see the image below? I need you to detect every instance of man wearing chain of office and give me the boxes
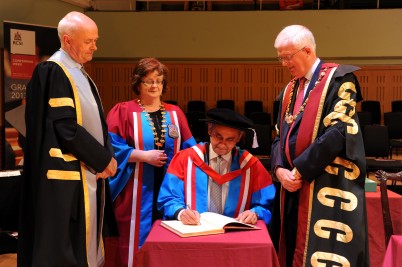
[270,25,369,267]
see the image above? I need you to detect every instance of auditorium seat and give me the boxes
[216,99,235,110]
[361,100,381,124]
[164,100,178,105]
[384,112,402,157]
[187,100,206,112]
[0,171,21,255]
[244,100,263,118]
[272,100,280,125]
[244,124,272,157]
[249,111,271,126]
[391,100,402,112]
[363,124,402,174]
[185,111,208,142]
[357,111,373,135]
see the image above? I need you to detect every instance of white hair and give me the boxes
[274,25,316,53]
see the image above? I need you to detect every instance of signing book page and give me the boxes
[161,212,260,237]
[200,212,259,230]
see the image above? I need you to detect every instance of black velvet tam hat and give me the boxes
[203,108,254,130]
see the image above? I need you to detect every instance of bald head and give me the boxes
[58,11,96,40]
[58,11,99,64]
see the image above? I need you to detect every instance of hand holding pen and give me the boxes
[180,204,201,225]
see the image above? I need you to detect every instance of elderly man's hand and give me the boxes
[180,207,201,225]
[275,167,302,192]
[236,210,258,225]
[96,157,117,179]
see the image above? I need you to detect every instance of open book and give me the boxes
[160,212,260,237]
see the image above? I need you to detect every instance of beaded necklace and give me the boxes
[284,67,328,125]
[137,99,167,149]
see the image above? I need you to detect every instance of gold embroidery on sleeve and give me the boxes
[49,148,77,162]
[47,170,81,180]
[48,97,75,108]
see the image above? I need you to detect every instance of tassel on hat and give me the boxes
[250,128,259,148]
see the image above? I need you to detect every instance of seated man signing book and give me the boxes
[158,108,276,225]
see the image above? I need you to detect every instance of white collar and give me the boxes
[304,58,320,81]
[58,48,82,70]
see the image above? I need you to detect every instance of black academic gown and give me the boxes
[271,63,369,267]
[18,61,118,267]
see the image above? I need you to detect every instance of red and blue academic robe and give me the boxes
[158,143,276,225]
[271,62,369,266]
[105,100,196,266]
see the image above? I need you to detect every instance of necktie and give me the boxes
[293,77,307,114]
[284,77,307,166]
[210,156,223,214]
[81,66,89,78]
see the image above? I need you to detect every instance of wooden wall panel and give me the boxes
[88,62,402,124]
[354,66,402,122]
[389,72,402,107]
[354,69,370,113]
[166,65,180,103]
[226,65,240,105]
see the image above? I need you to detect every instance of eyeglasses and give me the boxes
[277,47,306,63]
[142,80,164,87]
[210,131,239,145]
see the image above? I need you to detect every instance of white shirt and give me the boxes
[177,144,232,220]
[302,58,320,97]
[208,144,231,212]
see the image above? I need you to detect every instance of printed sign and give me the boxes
[2,21,59,169]
[10,29,36,55]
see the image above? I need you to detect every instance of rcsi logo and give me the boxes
[13,31,23,46]
[10,29,35,55]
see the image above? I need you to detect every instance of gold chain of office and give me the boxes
[137,99,167,149]
[284,67,328,125]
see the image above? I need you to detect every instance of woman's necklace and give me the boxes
[284,67,328,125]
[137,99,167,149]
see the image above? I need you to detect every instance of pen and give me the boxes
[186,204,201,225]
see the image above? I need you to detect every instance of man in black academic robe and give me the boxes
[271,25,369,267]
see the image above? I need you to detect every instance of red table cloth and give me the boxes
[366,187,402,267]
[135,220,279,267]
[382,235,402,267]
